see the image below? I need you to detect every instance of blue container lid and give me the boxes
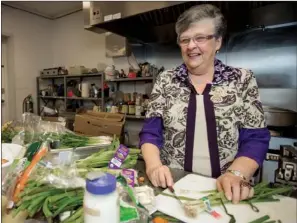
[86,172,117,195]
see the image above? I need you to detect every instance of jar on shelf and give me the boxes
[121,100,128,114]
[128,101,135,115]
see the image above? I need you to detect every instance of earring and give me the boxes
[216,50,219,54]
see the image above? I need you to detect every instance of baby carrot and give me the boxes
[153,216,169,223]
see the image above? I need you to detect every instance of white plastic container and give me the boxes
[84,172,120,223]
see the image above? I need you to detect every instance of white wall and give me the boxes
[1,5,54,120]
[51,11,112,68]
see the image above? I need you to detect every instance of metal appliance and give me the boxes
[263,106,297,127]
[84,2,297,44]
[23,95,34,113]
[275,145,297,187]
[262,137,297,185]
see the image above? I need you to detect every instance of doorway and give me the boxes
[1,37,9,124]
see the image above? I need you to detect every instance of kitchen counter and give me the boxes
[134,159,297,198]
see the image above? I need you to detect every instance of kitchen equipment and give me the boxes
[40,67,68,76]
[90,84,99,98]
[104,65,116,81]
[275,145,297,187]
[40,67,59,76]
[168,186,184,207]
[22,95,34,113]
[155,174,297,223]
[68,66,88,75]
[263,106,297,127]
[79,81,90,98]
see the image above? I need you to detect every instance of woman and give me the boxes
[139,4,270,204]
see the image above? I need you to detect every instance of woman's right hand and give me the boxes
[146,165,174,188]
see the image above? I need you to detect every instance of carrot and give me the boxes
[2,159,9,164]
[13,143,48,202]
[153,216,169,223]
[138,177,145,184]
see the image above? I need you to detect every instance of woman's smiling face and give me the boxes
[178,18,222,72]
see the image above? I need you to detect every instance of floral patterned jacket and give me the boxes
[139,59,270,177]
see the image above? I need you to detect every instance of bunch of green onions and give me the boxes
[161,182,293,218]
[76,147,140,169]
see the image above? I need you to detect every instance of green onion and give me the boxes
[248,215,270,223]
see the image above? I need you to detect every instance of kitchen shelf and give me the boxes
[39,96,65,99]
[37,73,105,117]
[66,73,103,78]
[107,77,153,82]
[66,97,102,100]
[126,115,146,120]
[39,96,102,101]
[40,73,103,79]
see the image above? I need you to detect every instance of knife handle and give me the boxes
[168,186,174,193]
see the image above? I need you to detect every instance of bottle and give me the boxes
[84,172,120,223]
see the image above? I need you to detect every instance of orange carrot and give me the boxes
[138,176,145,184]
[13,144,48,202]
[153,217,169,223]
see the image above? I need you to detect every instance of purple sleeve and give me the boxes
[235,128,270,167]
[139,117,164,149]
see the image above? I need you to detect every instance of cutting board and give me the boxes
[155,174,297,223]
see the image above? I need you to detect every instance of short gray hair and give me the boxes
[175,4,227,39]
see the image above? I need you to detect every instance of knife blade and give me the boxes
[168,186,184,207]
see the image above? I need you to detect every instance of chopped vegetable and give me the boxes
[153,216,169,223]
[138,177,145,184]
[248,215,270,223]
[2,159,9,164]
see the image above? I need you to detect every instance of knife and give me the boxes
[168,186,184,207]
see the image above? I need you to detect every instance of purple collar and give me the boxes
[174,58,237,85]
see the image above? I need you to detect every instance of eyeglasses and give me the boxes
[178,34,216,46]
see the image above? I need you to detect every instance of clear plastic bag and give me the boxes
[1,158,28,208]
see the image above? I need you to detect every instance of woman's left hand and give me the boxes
[216,172,254,204]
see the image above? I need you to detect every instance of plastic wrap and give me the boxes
[31,149,85,189]
[2,113,112,149]
[1,158,27,208]
[117,176,152,223]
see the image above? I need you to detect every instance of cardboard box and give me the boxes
[74,111,125,137]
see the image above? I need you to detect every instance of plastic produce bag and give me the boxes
[30,148,85,189]
[117,176,152,223]
[2,158,28,208]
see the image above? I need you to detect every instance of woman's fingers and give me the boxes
[221,178,232,201]
[148,165,173,188]
[248,187,255,198]
[216,180,223,192]
[158,168,167,188]
[240,185,250,200]
[231,181,241,204]
[164,167,174,187]
[217,173,253,203]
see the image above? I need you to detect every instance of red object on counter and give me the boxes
[127,72,137,78]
